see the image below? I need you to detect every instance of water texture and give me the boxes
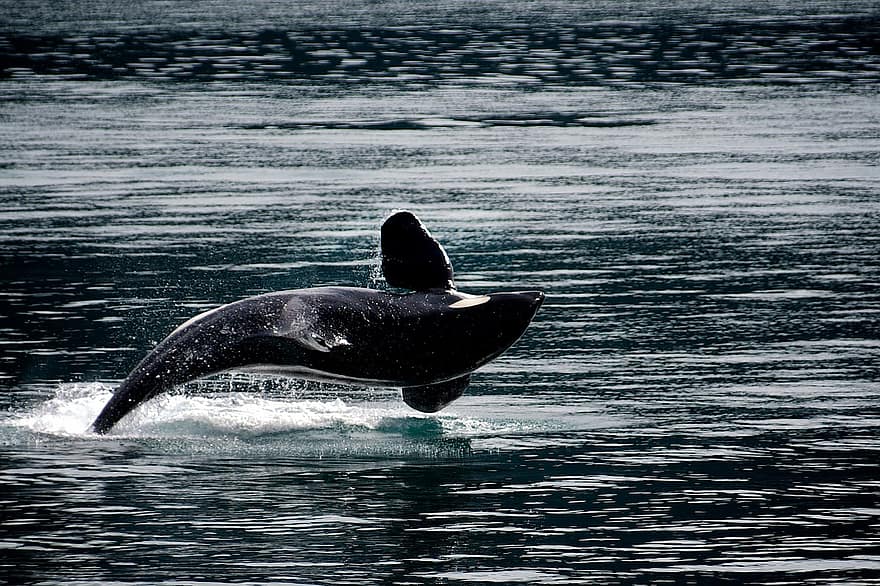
[3,17,879,86]
[2,1,880,584]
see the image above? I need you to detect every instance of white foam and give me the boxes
[119,393,402,438]
[4,380,554,453]
[6,382,416,439]
[9,382,114,438]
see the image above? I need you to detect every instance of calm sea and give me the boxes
[2,1,880,584]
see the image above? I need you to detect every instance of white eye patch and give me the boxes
[449,296,490,309]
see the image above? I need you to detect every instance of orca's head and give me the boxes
[444,290,544,366]
[487,290,544,343]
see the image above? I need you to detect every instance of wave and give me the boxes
[2,16,878,86]
[241,112,657,131]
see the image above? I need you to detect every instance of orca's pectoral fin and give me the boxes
[402,374,470,413]
[381,210,455,292]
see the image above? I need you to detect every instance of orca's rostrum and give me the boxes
[90,211,543,434]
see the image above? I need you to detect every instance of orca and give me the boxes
[90,211,543,434]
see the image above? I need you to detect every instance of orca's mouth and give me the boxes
[514,290,545,317]
[530,291,545,309]
[527,291,545,320]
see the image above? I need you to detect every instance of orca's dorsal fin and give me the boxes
[402,374,470,413]
[381,211,455,291]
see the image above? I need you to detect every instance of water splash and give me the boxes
[6,382,113,438]
[1,380,554,457]
[3,382,395,438]
[120,393,399,438]
[368,238,385,289]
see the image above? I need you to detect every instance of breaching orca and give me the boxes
[90,211,543,434]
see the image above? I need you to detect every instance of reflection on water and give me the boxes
[3,17,880,85]
[2,1,880,584]
[2,408,879,584]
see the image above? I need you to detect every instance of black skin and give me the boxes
[91,287,543,434]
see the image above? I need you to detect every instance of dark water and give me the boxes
[2,1,880,584]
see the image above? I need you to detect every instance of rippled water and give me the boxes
[2,1,880,584]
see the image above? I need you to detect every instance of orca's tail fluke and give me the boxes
[90,387,130,434]
[90,374,166,434]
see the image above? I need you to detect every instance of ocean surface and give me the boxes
[2,1,880,584]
